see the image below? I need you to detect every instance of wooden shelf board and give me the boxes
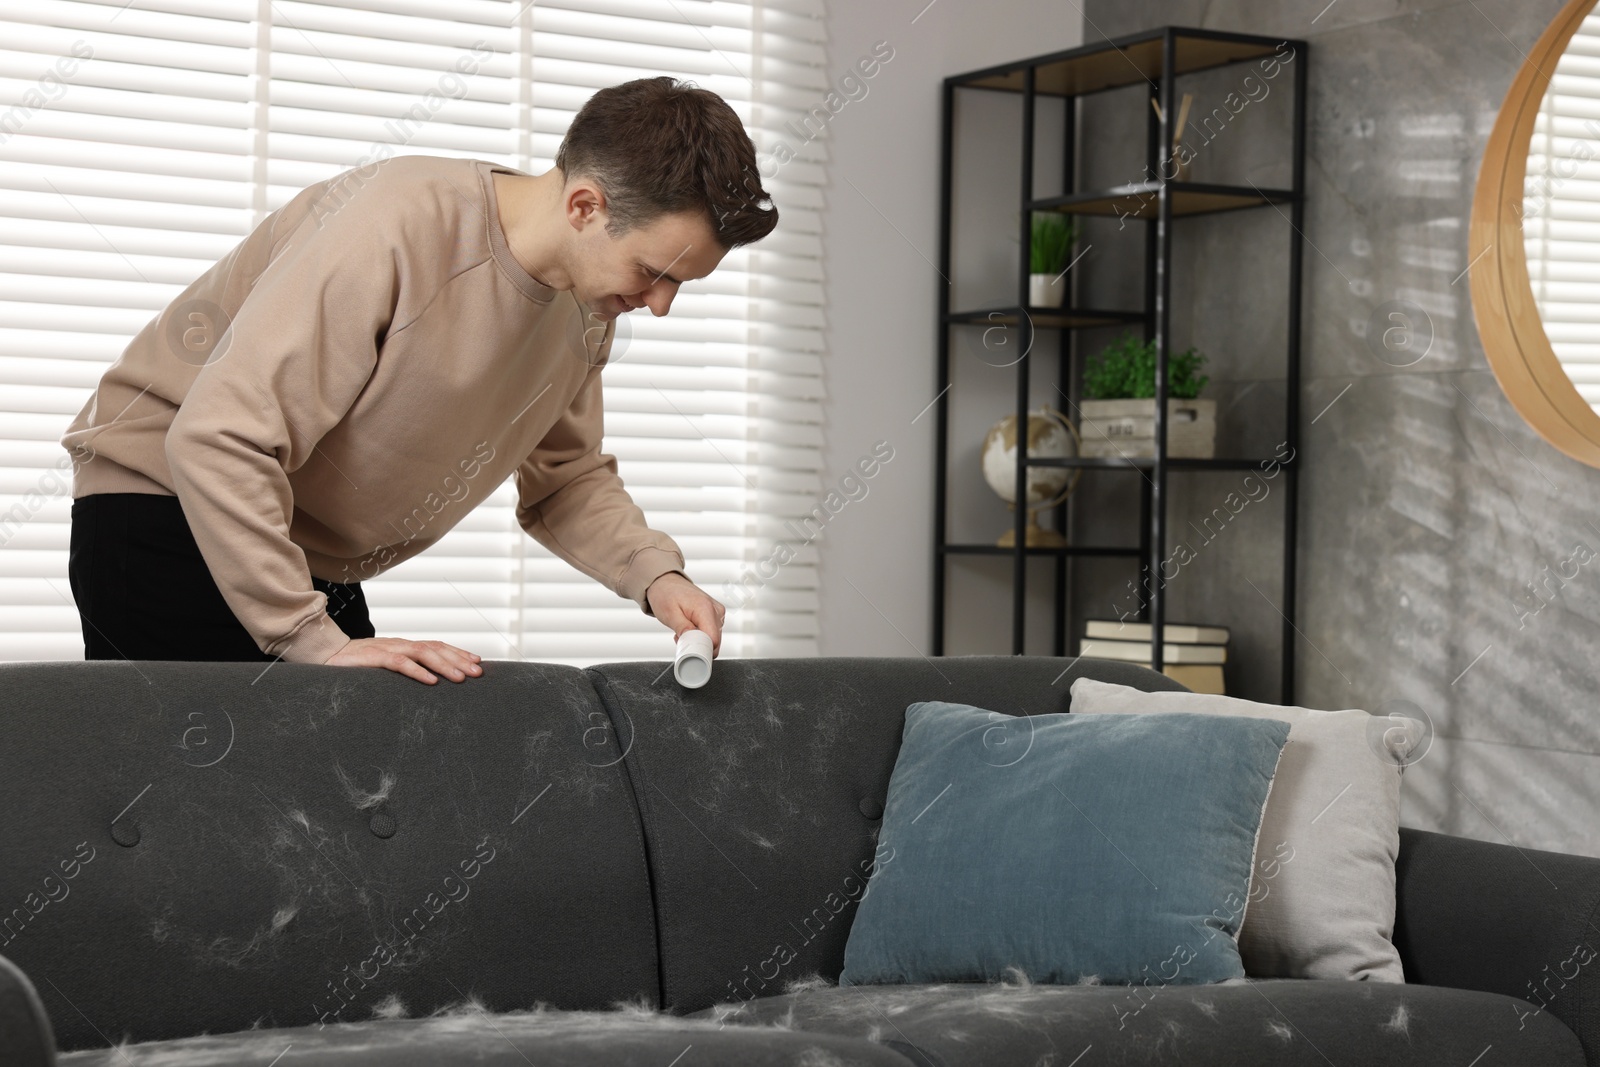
[1023,456,1297,470]
[954,35,1284,97]
[942,543,1144,556]
[1031,182,1295,220]
[948,306,1147,330]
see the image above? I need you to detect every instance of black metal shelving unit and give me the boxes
[931,27,1308,704]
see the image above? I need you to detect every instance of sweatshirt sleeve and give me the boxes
[164,175,399,664]
[514,362,687,618]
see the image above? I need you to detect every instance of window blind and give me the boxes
[0,0,828,665]
[1527,11,1600,413]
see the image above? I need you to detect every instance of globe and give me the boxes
[981,406,1080,547]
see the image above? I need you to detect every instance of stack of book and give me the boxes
[1076,619,1229,695]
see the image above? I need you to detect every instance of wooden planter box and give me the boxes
[1076,398,1216,459]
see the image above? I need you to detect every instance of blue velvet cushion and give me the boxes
[839,702,1291,986]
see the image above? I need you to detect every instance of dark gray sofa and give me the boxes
[0,655,1593,1066]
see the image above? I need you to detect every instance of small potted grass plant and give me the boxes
[1078,331,1216,458]
[1029,213,1078,308]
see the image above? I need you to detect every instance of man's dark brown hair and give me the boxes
[556,76,778,250]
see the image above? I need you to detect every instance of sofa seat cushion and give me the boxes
[53,1008,915,1067]
[689,977,1585,1066]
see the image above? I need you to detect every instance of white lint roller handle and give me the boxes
[674,629,713,689]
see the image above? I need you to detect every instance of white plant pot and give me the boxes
[1029,272,1065,308]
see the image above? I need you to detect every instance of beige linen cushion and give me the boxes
[1069,677,1420,982]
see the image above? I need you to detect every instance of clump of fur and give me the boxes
[332,762,396,810]
[370,993,408,1020]
[783,973,835,995]
[998,966,1032,989]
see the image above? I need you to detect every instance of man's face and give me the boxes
[567,190,728,321]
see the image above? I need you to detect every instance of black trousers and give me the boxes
[68,492,375,662]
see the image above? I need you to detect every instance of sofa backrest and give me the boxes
[0,659,659,1052]
[584,655,1186,1015]
[1,654,1189,1051]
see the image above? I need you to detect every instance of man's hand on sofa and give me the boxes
[326,637,484,685]
[646,572,725,656]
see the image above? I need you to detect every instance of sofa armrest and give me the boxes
[0,952,55,1066]
[1396,826,1600,1064]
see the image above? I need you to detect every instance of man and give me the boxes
[59,76,777,684]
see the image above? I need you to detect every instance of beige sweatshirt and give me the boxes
[60,154,688,664]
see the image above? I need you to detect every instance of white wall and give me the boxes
[815,1,1084,657]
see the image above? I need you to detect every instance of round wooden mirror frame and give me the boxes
[1470,0,1600,467]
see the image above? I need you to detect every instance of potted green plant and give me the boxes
[1078,331,1216,458]
[1029,213,1079,308]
